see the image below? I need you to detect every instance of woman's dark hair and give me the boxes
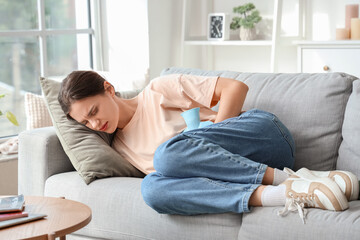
[58,71,109,120]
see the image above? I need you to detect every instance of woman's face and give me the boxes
[69,83,119,133]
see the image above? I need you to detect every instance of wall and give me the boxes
[147,0,360,78]
[102,0,150,90]
[148,0,183,79]
[307,0,360,40]
[148,0,300,76]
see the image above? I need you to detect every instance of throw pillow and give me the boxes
[24,93,53,130]
[39,77,145,184]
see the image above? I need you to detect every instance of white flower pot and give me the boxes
[239,27,256,41]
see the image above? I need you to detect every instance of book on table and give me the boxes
[0,195,25,213]
[0,195,47,229]
[0,214,47,229]
[0,211,28,222]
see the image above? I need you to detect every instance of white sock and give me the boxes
[261,184,286,207]
[273,168,290,185]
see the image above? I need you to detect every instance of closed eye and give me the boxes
[91,108,98,116]
[81,106,98,126]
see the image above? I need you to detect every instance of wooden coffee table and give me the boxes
[0,196,92,240]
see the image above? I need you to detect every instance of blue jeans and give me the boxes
[141,109,295,215]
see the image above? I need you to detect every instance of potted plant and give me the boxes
[0,94,19,126]
[230,3,262,40]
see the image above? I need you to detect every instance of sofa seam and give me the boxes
[80,226,155,240]
[334,79,354,170]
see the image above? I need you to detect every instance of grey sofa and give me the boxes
[19,67,360,240]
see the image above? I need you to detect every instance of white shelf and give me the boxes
[293,40,360,46]
[180,0,284,72]
[184,40,273,46]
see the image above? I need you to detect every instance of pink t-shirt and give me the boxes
[111,74,219,174]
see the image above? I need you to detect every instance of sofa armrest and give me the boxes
[18,127,75,196]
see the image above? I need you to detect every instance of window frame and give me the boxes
[0,0,101,140]
[0,0,95,78]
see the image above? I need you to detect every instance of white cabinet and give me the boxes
[295,41,360,78]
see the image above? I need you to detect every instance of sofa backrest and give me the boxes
[337,80,360,178]
[161,67,357,172]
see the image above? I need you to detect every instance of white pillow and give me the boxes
[24,93,53,130]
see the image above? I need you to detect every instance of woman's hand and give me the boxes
[212,77,249,123]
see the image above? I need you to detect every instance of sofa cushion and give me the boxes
[40,77,144,184]
[45,172,242,240]
[337,80,360,178]
[238,202,360,239]
[24,92,53,130]
[161,68,356,171]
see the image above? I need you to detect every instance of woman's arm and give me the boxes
[212,77,249,123]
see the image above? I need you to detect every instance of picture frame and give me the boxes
[207,13,230,41]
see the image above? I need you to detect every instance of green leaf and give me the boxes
[231,3,261,30]
[6,111,19,126]
[230,17,242,30]
[0,94,5,99]
[244,3,255,12]
[0,110,2,116]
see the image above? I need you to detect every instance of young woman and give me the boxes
[58,71,356,223]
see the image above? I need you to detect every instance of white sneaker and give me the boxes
[284,167,359,201]
[278,172,349,224]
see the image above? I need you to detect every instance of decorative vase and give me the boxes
[239,27,256,40]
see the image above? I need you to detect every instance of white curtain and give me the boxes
[96,0,150,90]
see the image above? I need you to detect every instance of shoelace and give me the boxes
[277,192,316,224]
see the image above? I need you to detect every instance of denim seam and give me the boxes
[201,177,259,191]
[242,192,250,212]
[184,136,264,187]
[185,137,255,168]
[185,137,267,184]
[255,164,267,184]
[241,192,249,212]
[271,117,295,157]
[255,166,262,184]
[242,185,260,212]
[201,177,258,213]
[201,177,238,190]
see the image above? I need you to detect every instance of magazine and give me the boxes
[0,214,47,229]
[0,195,25,213]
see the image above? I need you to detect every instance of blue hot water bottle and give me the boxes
[181,107,213,132]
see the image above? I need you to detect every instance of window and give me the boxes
[0,0,94,137]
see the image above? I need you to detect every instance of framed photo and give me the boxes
[208,13,230,41]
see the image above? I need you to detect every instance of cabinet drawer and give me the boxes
[302,48,360,77]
